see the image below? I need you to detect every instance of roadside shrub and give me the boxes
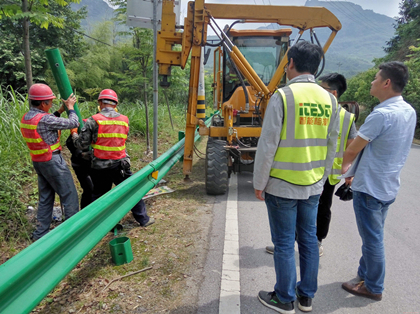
[0,86,34,241]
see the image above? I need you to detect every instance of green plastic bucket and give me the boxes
[109,237,133,266]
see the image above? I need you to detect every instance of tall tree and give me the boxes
[115,29,153,152]
[385,0,420,60]
[0,3,86,91]
[65,21,121,99]
[0,0,82,91]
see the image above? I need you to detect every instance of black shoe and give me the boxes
[258,291,295,313]
[141,217,155,227]
[30,234,40,243]
[296,293,312,312]
[266,245,274,254]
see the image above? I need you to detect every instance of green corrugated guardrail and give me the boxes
[0,116,214,314]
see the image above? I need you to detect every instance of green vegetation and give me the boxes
[0,0,214,245]
[0,0,86,92]
[341,0,420,137]
[0,87,34,242]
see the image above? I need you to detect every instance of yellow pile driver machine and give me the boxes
[157,0,341,195]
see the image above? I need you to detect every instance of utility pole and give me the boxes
[152,0,158,160]
[337,62,343,73]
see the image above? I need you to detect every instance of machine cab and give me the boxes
[213,28,292,114]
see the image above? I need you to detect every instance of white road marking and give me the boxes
[219,174,240,314]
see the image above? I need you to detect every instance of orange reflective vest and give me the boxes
[91,113,129,160]
[20,113,62,162]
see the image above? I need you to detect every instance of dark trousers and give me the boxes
[32,154,79,239]
[72,162,93,209]
[316,179,336,242]
[90,165,150,226]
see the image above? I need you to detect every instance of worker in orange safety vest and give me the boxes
[20,83,80,240]
[73,89,154,227]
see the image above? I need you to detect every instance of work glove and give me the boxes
[71,128,79,140]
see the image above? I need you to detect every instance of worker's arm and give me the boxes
[255,189,264,201]
[341,136,368,174]
[346,138,354,148]
[41,95,79,131]
[253,92,284,201]
[343,139,354,185]
[342,110,384,175]
[74,117,97,151]
[342,121,357,185]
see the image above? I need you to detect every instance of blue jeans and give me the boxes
[353,191,395,294]
[265,193,320,303]
[32,154,79,239]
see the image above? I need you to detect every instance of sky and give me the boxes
[178,0,402,35]
[180,0,401,18]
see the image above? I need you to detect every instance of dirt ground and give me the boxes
[22,138,215,314]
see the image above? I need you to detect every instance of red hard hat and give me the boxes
[98,89,118,104]
[28,84,56,101]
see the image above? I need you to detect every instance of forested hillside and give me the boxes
[70,0,114,28]
[341,0,420,137]
[249,0,396,77]
[305,0,395,76]
[68,0,395,78]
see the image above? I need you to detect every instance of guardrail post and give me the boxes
[45,48,84,132]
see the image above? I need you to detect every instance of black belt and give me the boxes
[52,150,61,155]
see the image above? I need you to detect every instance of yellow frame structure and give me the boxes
[157,0,341,177]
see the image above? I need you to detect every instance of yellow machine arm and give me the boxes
[156,0,341,178]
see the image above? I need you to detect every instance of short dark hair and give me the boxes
[378,61,409,93]
[319,73,347,98]
[100,99,117,106]
[287,41,324,75]
[30,100,42,107]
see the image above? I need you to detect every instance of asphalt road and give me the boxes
[197,144,420,314]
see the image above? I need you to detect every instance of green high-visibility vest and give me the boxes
[270,83,338,186]
[328,107,355,185]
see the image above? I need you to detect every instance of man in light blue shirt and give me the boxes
[341,61,416,301]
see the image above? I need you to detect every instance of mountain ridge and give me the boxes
[264,0,396,76]
[71,0,396,77]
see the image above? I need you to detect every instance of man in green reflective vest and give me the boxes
[254,41,340,313]
[265,73,356,259]
[316,73,356,256]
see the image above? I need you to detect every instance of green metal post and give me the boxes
[45,48,84,132]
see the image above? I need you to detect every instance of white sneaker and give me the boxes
[265,246,274,255]
[318,241,324,257]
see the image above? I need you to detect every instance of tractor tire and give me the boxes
[205,138,228,195]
